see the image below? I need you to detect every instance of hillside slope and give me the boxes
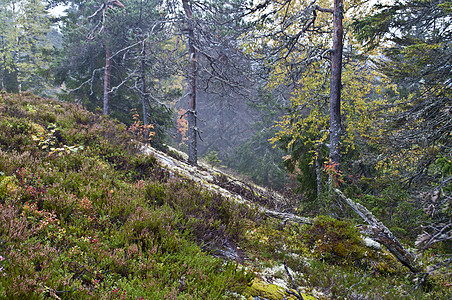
[0,93,450,299]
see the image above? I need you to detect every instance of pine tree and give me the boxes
[355,0,452,274]
[0,0,53,93]
[55,0,175,145]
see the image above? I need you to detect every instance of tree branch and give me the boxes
[314,5,334,13]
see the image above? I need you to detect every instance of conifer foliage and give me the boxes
[0,0,53,93]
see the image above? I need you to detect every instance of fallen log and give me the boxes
[262,209,313,225]
[142,144,421,273]
[334,189,421,273]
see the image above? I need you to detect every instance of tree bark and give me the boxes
[329,0,343,170]
[140,41,150,140]
[315,143,325,212]
[262,209,313,226]
[103,44,111,115]
[183,0,198,165]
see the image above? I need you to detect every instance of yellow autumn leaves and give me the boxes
[268,59,395,162]
[240,0,396,163]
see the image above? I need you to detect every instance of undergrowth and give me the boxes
[0,92,253,299]
[242,215,451,299]
[0,92,450,299]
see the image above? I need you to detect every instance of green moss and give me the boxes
[0,175,19,200]
[244,279,317,300]
[300,215,366,265]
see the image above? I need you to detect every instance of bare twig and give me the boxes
[284,261,304,300]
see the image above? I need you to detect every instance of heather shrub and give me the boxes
[148,178,257,251]
[300,215,365,265]
[145,181,167,206]
[0,93,254,299]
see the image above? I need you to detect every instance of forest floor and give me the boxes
[0,92,450,299]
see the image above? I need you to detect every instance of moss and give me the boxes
[301,215,366,265]
[0,175,19,200]
[244,278,317,300]
[30,122,46,135]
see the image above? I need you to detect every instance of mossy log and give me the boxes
[143,144,421,273]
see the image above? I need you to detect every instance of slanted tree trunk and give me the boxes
[263,209,313,226]
[182,0,198,165]
[334,189,421,273]
[329,0,343,171]
[103,44,111,115]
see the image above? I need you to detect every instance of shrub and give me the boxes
[0,93,254,299]
[301,215,365,265]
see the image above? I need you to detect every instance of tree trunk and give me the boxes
[263,209,313,226]
[316,143,323,203]
[219,100,224,144]
[183,0,198,165]
[141,42,150,140]
[329,0,343,170]
[103,44,111,116]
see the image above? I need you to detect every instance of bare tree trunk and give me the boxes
[140,42,150,140]
[103,44,111,115]
[316,143,323,202]
[219,100,224,144]
[183,0,198,165]
[329,0,343,170]
[263,209,313,226]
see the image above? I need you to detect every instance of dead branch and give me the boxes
[262,209,313,225]
[284,261,305,300]
[86,1,125,40]
[65,68,103,95]
[314,5,334,13]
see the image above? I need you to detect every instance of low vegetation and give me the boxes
[0,92,450,299]
[0,92,253,299]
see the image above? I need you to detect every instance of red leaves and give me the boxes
[323,160,344,186]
